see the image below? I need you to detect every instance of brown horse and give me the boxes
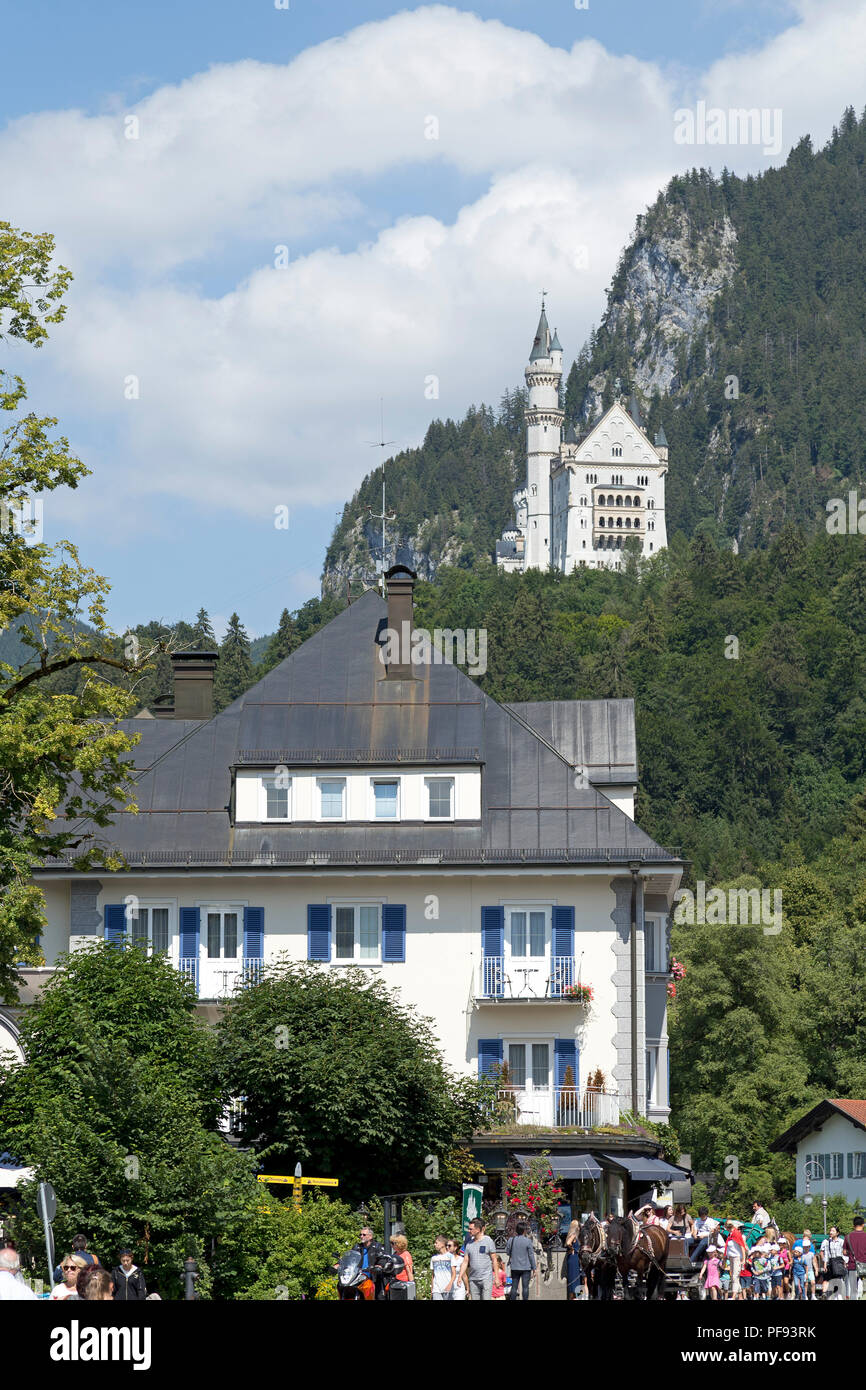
[607,1215,669,1300]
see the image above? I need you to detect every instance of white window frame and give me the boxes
[425,776,455,821]
[645,917,666,973]
[125,899,176,959]
[329,900,383,965]
[504,904,551,963]
[198,901,247,964]
[646,1046,660,1108]
[503,1038,552,1092]
[370,777,400,821]
[260,773,292,822]
[317,777,347,822]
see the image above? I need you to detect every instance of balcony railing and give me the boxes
[178,957,263,999]
[478,956,582,1000]
[495,1086,620,1129]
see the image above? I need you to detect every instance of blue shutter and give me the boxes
[481,907,504,997]
[381,904,406,963]
[478,1038,503,1080]
[103,904,125,947]
[554,1037,578,1090]
[243,906,264,960]
[307,904,331,961]
[552,906,575,995]
[179,906,200,959]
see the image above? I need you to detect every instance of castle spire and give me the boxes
[529,301,551,362]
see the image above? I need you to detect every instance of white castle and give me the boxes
[496,302,669,573]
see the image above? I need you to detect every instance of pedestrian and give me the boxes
[492,1265,507,1300]
[0,1247,38,1301]
[111,1249,147,1301]
[843,1215,866,1300]
[505,1221,536,1301]
[722,1220,747,1300]
[390,1234,414,1297]
[700,1246,721,1300]
[445,1238,467,1300]
[430,1235,455,1300]
[459,1218,501,1301]
[51,1254,88,1300]
[819,1226,847,1301]
[747,1238,771,1300]
[78,1267,114,1301]
[791,1246,807,1300]
[801,1231,817,1299]
[53,1232,98,1286]
[564,1218,583,1301]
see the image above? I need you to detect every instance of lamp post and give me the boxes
[802,1157,828,1236]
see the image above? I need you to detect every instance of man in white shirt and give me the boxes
[0,1248,39,1300]
[752,1202,771,1230]
[688,1208,719,1265]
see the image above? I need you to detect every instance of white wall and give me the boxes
[795,1112,866,1207]
[37,870,630,1085]
[235,767,480,822]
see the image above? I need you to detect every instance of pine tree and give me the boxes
[215,613,254,711]
[260,608,300,673]
[192,607,217,648]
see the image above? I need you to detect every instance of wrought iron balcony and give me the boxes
[477,955,584,1001]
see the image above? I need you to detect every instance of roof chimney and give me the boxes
[383,565,416,679]
[169,650,219,719]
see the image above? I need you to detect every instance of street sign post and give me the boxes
[256,1169,339,1213]
[36,1181,57,1285]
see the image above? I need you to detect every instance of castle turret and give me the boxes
[523,303,563,569]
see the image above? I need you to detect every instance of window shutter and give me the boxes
[243,906,264,960]
[554,1038,578,1091]
[103,904,126,947]
[477,1039,503,1080]
[381,904,406,963]
[179,907,200,959]
[307,904,331,961]
[481,906,504,956]
[552,906,574,957]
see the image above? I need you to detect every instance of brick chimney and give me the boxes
[169,650,219,719]
[384,564,416,679]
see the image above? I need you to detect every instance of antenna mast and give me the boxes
[364,398,396,597]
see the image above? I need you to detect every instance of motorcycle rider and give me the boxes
[339,1225,391,1300]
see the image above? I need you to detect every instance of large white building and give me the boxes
[497,304,669,574]
[4,568,687,1212]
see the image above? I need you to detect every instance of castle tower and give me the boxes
[523,303,564,570]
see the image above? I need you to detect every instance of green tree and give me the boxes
[0,222,166,1001]
[191,607,217,647]
[214,612,253,710]
[216,959,488,1204]
[260,607,299,672]
[0,943,258,1296]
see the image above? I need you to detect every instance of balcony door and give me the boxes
[505,1041,553,1126]
[201,906,242,997]
[505,907,549,997]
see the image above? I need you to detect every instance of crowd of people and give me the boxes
[0,1234,155,1302]
[343,1218,537,1300]
[619,1200,866,1301]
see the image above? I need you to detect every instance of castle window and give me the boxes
[616,537,622,548]
[625,517,631,528]
[616,517,622,528]
[612,444,622,457]
[599,517,605,528]
[624,496,632,506]
[616,496,622,506]
[648,499,654,509]
[634,519,640,529]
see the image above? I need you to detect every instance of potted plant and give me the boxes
[563,981,593,1005]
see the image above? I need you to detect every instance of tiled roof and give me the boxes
[830,1099,866,1126]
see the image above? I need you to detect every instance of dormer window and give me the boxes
[319,778,346,820]
[264,775,291,821]
[426,777,455,820]
[372,779,399,819]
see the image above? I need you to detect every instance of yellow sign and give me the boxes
[257,1175,339,1187]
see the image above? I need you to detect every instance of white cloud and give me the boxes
[3,1,865,529]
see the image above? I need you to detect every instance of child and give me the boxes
[492,1265,507,1300]
[700,1247,721,1300]
[791,1245,806,1300]
[748,1242,771,1300]
[430,1235,454,1301]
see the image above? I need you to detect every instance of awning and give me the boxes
[601,1153,690,1184]
[515,1153,602,1181]
[0,1153,34,1190]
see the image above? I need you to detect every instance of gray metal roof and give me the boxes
[47,591,676,871]
[505,700,638,785]
[528,307,551,362]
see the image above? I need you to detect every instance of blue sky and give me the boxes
[2,0,862,639]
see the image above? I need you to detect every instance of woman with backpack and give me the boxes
[819,1227,847,1300]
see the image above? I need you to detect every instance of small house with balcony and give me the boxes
[19,567,685,1208]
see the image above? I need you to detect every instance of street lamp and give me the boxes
[802,1158,828,1236]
